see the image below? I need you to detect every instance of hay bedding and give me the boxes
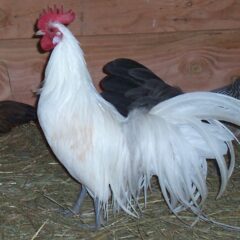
[0,123,240,240]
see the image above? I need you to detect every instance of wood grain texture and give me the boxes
[1,30,240,105]
[85,30,240,93]
[0,39,47,104]
[0,0,84,40]
[81,0,240,35]
[0,0,240,39]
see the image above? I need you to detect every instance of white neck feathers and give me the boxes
[41,23,96,101]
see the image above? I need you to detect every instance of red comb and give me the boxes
[37,5,75,30]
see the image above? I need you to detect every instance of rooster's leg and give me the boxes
[64,184,87,216]
[94,197,104,229]
[63,186,104,229]
[65,188,104,229]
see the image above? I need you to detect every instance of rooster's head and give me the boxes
[36,6,75,51]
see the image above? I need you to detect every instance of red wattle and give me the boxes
[40,35,55,51]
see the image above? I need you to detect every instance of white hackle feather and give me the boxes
[38,22,240,226]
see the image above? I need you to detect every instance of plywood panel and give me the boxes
[85,31,240,93]
[0,0,240,39]
[1,30,240,105]
[0,39,47,104]
[0,0,84,40]
[81,0,240,35]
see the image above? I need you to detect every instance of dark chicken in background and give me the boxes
[0,101,36,134]
[101,58,240,116]
[0,58,240,133]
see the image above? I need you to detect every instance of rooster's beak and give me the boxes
[35,30,45,36]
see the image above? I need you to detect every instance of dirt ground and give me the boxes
[1,123,240,240]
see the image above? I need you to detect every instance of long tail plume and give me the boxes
[125,92,240,219]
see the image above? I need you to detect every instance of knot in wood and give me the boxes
[186,57,212,77]
[189,62,203,74]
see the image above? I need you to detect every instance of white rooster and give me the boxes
[36,7,240,229]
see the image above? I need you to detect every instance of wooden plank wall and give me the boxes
[1,0,240,105]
